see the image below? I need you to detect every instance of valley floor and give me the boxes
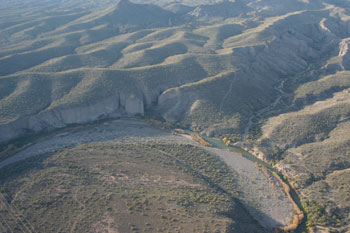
[0,117,294,231]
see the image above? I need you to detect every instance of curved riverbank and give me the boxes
[184,131,306,233]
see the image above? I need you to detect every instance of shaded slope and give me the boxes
[188,1,250,18]
[52,0,178,35]
[0,3,340,143]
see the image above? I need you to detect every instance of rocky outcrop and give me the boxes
[124,94,144,114]
[0,93,144,143]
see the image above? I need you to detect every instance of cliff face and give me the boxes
[0,93,144,143]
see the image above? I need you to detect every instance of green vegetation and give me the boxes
[302,200,327,227]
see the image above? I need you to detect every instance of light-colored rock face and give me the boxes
[125,94,144,114]
[58,94,121,124]
[0,121,29,143]
[0,93,144,143]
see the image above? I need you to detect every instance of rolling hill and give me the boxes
[1,0,350,232]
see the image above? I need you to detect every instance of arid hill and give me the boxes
[1,0,350,232]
